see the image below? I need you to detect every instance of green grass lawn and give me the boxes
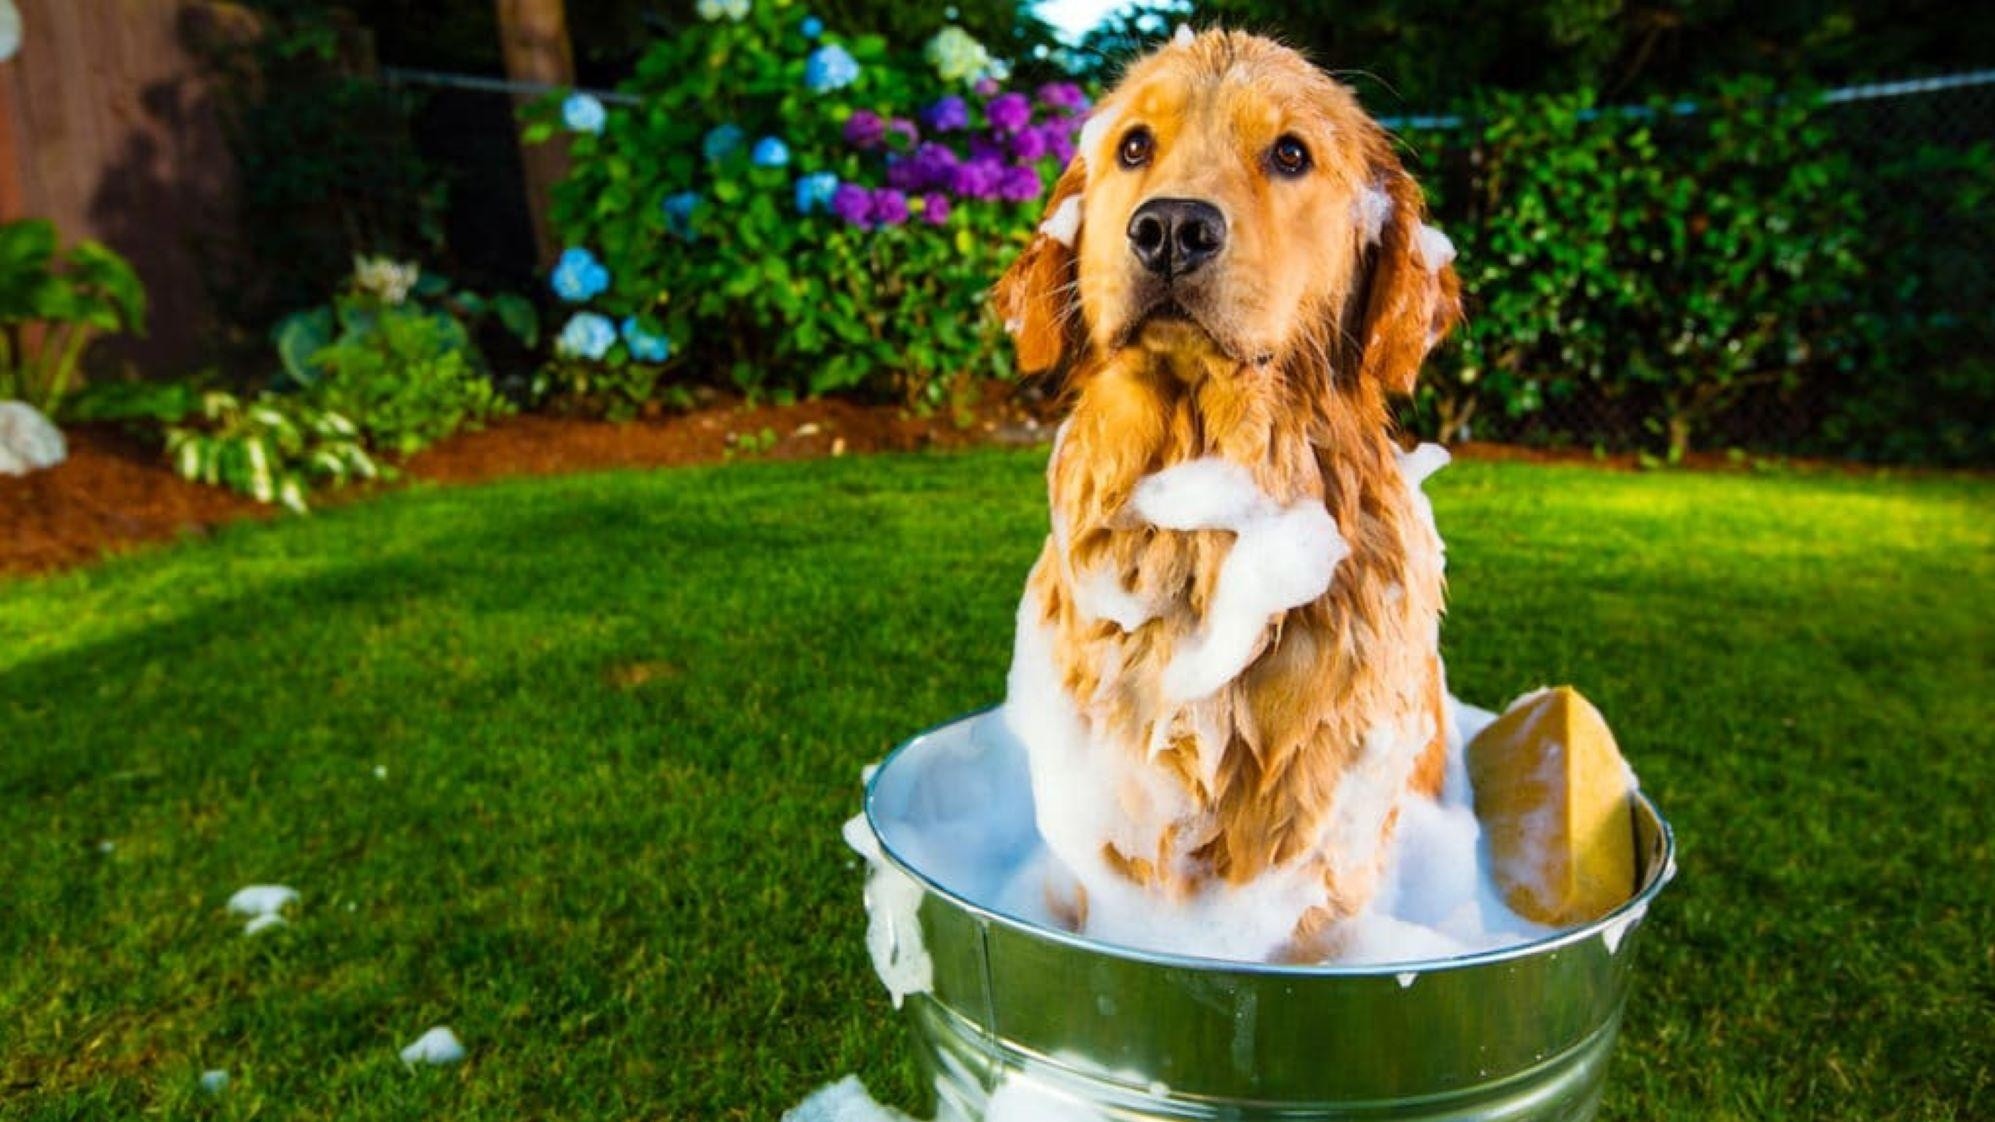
[1,450,1989,1121]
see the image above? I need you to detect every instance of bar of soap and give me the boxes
[1468,687,1637,926]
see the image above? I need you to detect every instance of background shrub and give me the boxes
[536,2,1082,409]
[1403,82,1873,460]
[275,262,528,456]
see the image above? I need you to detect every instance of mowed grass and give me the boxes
[1,450,1989,1121]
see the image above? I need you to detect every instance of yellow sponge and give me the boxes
[1468,687,1637,926]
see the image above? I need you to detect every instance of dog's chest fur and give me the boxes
[1024,348,1447,920]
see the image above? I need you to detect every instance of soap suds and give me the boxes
[1076,107,1120,168]
[1039,196,1082,247]
[1129,458,1348,703]
[1070,565,1159,632]
[848,444,1580,975]
[861,701,1553,969]
[987,1074,1107,1122]
[842,810,935,1008]
[1357,185,1392,246]
[1414,223,1456,271]
[1601,901,1648,954]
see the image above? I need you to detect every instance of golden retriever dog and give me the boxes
[996,27,1462,961]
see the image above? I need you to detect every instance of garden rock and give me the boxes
[0,401,65,476]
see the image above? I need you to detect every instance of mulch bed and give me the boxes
[1,426,271,577]
[1,388,1055,578]
[0,392,1933,580]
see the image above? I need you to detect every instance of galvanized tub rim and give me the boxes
[864,705,1677,979]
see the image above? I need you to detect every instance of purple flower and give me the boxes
[885,143,959,193]
[987,92,1031,134]
[885,158,924,193]
[886,117,920,147]
[948,157,1003,200]
[830,182,874,226]
[871,188,910,227]
[997,163,1043,202]
[921,192,952,225]
[844,110,885,149]
[1043,120,1078,164]
[968,135,1009,162]
[974,77,1000,97]
[921,96,970,132]
[909,143,960,189]
[1011,127,1047,161]
[1036,82,1090,113]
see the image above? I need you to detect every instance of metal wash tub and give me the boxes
[863,712,1676,1122]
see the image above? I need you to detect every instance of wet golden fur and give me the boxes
[994,30,1463,952]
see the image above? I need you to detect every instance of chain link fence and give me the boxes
[380,65,1995,464]
[1384,72,1995,462]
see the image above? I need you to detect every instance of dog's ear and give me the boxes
[993,160,1087,374]
[1347,160,1462,396]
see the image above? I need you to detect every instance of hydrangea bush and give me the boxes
[530,0,1087,407]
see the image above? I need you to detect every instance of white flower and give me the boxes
[697,0,750,21]
[925,26,991,84]
[352,256,419,304]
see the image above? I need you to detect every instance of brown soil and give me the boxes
[403,391,1049,486]
[0,392,1942,580]
[1,426,271,576]
[0,386,1055,578]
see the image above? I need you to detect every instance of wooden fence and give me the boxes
[0,0,247,374]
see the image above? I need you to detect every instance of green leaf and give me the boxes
[490,292,540,347]
[274,307,336,388]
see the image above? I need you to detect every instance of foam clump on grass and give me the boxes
[781,1075,915,1122]
[399,1026,465,1066]
[227,885,298,935]
[785,1072,1101,1122]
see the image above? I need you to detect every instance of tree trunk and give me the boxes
[494,0,574,267]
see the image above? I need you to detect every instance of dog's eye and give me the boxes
[1270,135,1311,177]
[1118,127,1154,170]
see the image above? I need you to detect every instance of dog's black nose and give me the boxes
[1128,198,1226,279]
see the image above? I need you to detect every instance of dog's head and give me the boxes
[996,28,1460,397]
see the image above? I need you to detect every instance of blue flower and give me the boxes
[751,136,791,168]
[800,15,824,39]
[662,191,700,240]
[793,171,839,214]
[703,123,745,162]
[561,92,606,134]
[556,312,617,360]
[804,44,860,92]
[621,317,673,363]
[550,247,610,303]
